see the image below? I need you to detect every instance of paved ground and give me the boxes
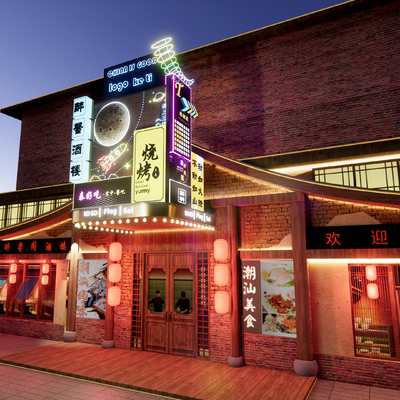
[0,333,399,400]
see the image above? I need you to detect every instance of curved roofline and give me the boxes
[193,144,400,208]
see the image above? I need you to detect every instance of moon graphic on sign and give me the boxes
[94,102,130,147]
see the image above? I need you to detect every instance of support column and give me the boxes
[228,203,244,367]
[103,232,116,348]
[290,199,318,376]
[63,227,79,342]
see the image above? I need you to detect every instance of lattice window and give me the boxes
[197,252,209,358]
[132,253,143,349]
[350,265,396,359]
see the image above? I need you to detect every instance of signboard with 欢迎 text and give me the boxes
[76,260,107,319]
[133,125,166,203]
[306,224,400,249]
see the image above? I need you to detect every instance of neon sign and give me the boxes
[151,38,194,86]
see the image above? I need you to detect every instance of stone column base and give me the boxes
[63,331,77,342]
[228,356,244,367]
[102,339,115,349]
[294,359,318,376]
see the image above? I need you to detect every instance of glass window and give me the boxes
[148,270,166,313]
[315,160,400,192]
[349,265,396,359]
[174,269,193,315]
[0,205,6,228]
[38,200,54,215]
[21,202,37,221]
[0,265,8,316]
[6,204,21,226]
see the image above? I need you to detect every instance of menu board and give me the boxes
[242,260,296,338]
[76,260,107,319]
[261,261,296,338]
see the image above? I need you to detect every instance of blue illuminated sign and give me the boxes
[103,54,165,101]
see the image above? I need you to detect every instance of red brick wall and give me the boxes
[204,163,289,200]
[306,196,400,227]
[187,1,400,160]
[209,313,230,363]
[315,353,400,390]
[76,317,104,345]
[242,203,291,249]
[0,317,63,341]
[243,333,297,371]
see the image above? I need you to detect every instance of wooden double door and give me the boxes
[144,253,195,357]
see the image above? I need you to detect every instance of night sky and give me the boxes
[0,0,346,193]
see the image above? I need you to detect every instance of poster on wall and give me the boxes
[76,260,107,319]
[260,261,296,338]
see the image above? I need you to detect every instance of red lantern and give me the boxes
[108,286,121,307]
[215,291,229,314]
[214,264,229,286]
[214,239,228,262]
[41,275,49,286]
[109,242,122,261]
[9,274,16,284]
[109,264,122,283]
[367,283,379,299]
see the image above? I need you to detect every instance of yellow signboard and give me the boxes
[191,152,204,211]
[133,126,166,202]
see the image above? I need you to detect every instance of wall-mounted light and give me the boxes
[214,239,228,262]
[215,291,229,314]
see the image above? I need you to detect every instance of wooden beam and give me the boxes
[228,204,242,362]
[210,192,302,208]
[291,199,313,362]
[104,233,116,342]
[240,250,293,259]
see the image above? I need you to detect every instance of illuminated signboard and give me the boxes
[70,97,94,183]
[167,74,191,161]
[91,89,165,181]
[73,176,132,209]
[73,202,215,226]
[306,224,400,249]
[191,153,204,211]
[133,125,166,202]
[242,260,296,338]
[103,54,165,101]
[169,180,191,207]
[0,239,71,254]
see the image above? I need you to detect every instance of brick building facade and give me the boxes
[0,0,399,390]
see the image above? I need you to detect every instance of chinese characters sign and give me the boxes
[70,96,94,183]
[133,126,165,202]
[191,152,204,211]
[76,260,107,319]
[306,224,400,249]
[0,239,71,254]
[242,260,296,338]
[73,176,132,209]
[167,75,192,161]
[242,261,261,334]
